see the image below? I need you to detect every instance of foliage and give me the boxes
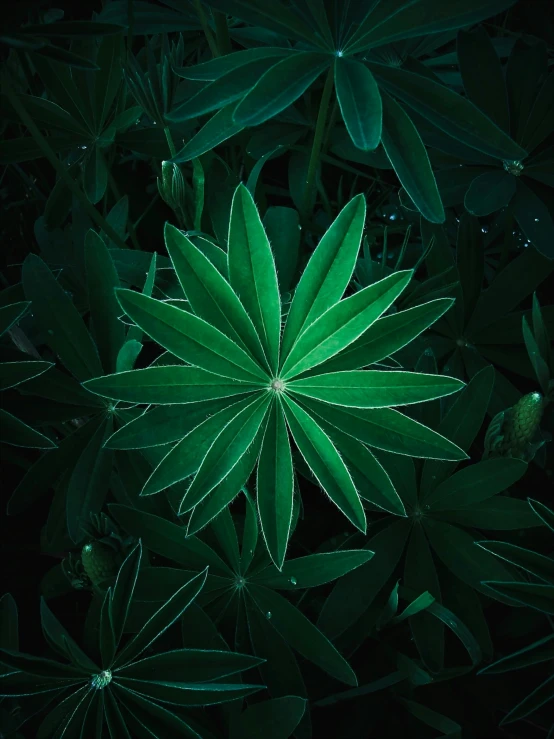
[0,1,553,738]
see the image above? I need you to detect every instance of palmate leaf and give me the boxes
[100,188,465,566]
[2,556,265,739]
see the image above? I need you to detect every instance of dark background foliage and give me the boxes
[1,1,553,738]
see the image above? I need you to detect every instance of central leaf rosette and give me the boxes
[84,185,466,569]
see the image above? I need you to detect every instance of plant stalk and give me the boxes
[302,63,335,216]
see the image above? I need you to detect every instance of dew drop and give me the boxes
[389,213,397,221]
[534,218,539,222]
[265,611,272,619]
[481,225,489,233]
[289,576,297,586]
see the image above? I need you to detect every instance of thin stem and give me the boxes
[302,63,334,217]
[164,126,177,158]
[1,71,129,251]
[193,0,220,58]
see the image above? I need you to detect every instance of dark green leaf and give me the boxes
[368,61,526,160]
[22,254,102,381]
[380,90,444,223]
[335,58,381,151]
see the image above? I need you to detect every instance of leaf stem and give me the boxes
[1,70,129,251]
[302,63,335,216]
[163,126,177,158]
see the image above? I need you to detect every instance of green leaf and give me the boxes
[511,179,554,260]
[288,369,464,408]
[257,398,294,569]
[115,339,143,374]
[228,184,281,373]
[182,394,271,511]
[141,395,262,497]
[106,399,234,449]
[232,696,306,739]
[170,57,287,121]
[249,585,357,686]
[480,581,554,614]
[317,519,411,638]
[528,498,554,532]
[109,504,233,577]
[0,360,53,391]
[475,541,554,583]
[111,542,142,647]
[210,506,241,572]
[0,409,56,449]
[301,397,467,460]
[175,47,295,81]
[335,58,381,151]
[436,497,541,530]
[280,194,366,362]
[66,415,113,543]
[423,458,528,510]
[187,437,261,536]
[316,417,405,516]
[500,674,554,726]
[479,633,554,674]
[424,518,521,603]
[22,254,102,381]
[171,104,245,164]
[368,61,527,161]
[263,207,300,294]
[457,27,510,132]
[234,53,330,127]
[404,524,444,672]
[113,568,208,668]
[165,223,270,373]
[84,147,108,204]
[115,289,269,382]
[281,271,412,378]
[39,598,98,673]
[99,588,116,668]
[85,229,125,373]
[110,687,196,737]
[380,90,444,223]
[0,300,30,336]
[118,647,263,682]
[398,698,462,738]
[521,70,554,152]
[282,395,366,533]
[252,550,374,590]
[94,33,124,131]
[313,299,455,374]
[468,248,553,335]
[117,676,262,708]
[0,648,87,679]
[2,92,90,136]
[85,366,260,405]
[345,0,518,54]
[202,0,320,46]
[464,170,516,216]
[420,365,494,494]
